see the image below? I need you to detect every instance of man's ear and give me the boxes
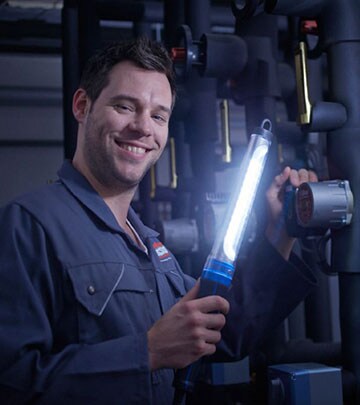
[72,88,91,123]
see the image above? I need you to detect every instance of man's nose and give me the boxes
[129,113,152,136]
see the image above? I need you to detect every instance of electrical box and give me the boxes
[268,363,343,405]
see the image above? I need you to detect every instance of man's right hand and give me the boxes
[147,281,230,370]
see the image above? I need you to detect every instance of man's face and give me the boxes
[75,61,172,193]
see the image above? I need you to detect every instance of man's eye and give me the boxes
[153,114,167,123]
[114,104,132,112]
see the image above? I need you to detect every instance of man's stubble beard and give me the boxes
[83,118,158,193]
[85,144,144,193]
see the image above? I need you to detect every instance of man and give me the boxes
[0,37,317,404]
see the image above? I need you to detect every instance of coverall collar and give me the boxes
[57,160,158,239]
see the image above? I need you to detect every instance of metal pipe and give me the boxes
[61,0,80,159]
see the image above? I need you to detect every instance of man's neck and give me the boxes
[103,193,133,229]
[72,159,137,229]
[73,162,145,248]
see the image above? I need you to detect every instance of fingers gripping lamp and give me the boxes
[173,119,273,403]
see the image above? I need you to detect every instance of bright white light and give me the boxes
[223,144,269,261]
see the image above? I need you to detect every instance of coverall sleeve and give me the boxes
[215,236,317,360]
[0,204,151,404]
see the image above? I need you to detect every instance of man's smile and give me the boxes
[116,142,147,155]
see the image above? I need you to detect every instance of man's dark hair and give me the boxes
[79,36,176,105]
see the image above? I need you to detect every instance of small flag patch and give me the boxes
[153,241,170,261]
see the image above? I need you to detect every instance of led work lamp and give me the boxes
[173,119,273,402]
[201,118,273,295]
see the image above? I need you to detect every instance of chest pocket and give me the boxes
[158,269,187,308]
[67,262,156,343]
[68,262,125,316]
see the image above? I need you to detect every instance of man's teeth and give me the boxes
[120,144,146,154]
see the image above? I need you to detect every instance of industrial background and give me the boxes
[1,0,359,404]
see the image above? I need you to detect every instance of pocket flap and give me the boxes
[164,269,187,298]
[114,264,152,293]
[68,262,125,316]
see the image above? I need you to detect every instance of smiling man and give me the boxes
[73,61,172,195]
[0,37,317,404]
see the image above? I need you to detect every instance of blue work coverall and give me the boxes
[0,161,316,404]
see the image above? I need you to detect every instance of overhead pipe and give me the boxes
[0,2,236,49]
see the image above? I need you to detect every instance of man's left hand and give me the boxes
[265,167,318,259]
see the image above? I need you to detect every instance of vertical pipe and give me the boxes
[339,274,360,403]
[185,0,210,39]
[133,0,153,39]
[62,0,101,159]
[163,0,185,49]
[163,0,189,211]
[135,1,157,227]
[61,0,80,159]
[183,0,218,193]
[233,13,281,200]
[327,39,360,403]
[303,239,333,342]
[234,13,281,135]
